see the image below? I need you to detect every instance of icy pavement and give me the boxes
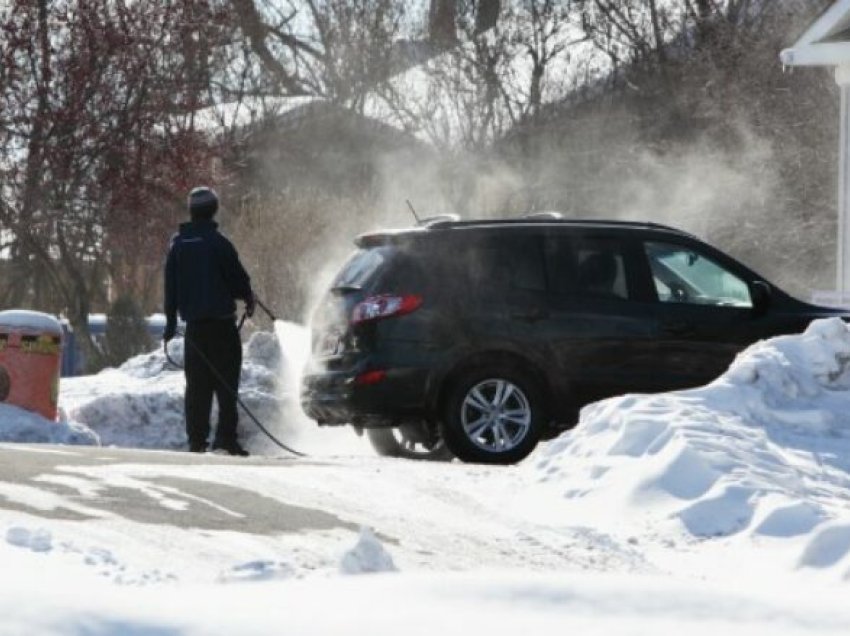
[0,444,648,580]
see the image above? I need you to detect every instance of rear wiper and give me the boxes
[331,285,362,294]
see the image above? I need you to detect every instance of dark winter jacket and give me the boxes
[164,220,252,328]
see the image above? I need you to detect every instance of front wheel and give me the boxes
[440,368,544,464]
[366,425,453,461]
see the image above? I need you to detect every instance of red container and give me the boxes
[0,310,63,421]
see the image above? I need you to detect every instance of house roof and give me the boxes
[781,0,850,66]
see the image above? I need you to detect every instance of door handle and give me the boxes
[512,308,549,322]
[662,320,695,336]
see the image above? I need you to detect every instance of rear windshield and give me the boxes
[332,248,392,290]
[374,253,429,294]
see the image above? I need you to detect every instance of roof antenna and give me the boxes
[406,199,421,224]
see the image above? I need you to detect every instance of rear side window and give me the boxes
[332,248,390,290]
[466,236,546,293]
[547,236,630,300]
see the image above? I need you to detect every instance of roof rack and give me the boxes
[425,217,688,234]
[417,213,461,227]
[522,211,564,220]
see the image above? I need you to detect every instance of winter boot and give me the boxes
[212,441,249,457]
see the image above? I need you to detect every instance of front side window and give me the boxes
[645,242,752,308]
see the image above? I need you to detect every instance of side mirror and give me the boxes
[751,280,772,316]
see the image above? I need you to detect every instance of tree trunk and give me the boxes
[429,0,457,47]
[648,0,667,64]
[476,0,501,34]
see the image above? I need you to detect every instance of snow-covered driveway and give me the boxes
[3,441,850,635]
[0,443,644,581]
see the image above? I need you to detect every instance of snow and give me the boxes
[528,318,850,530]
[339,526,398,574]
[192,95,320,132]
[0,310,62,335]
[0,403,98,446]
[59,331,299,453]
[2,568,850,636]
[4,318,850,632]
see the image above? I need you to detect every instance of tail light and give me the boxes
[354,369,387,385]
[351,294,422,325]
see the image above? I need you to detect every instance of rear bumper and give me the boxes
[301,365,432,427]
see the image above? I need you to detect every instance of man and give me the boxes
[163,187,255,455]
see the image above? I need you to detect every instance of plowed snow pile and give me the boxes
[0,403,97,445]
[527,318,850,580]
[60,331,296,453]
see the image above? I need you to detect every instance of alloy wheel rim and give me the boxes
[460,379,531,453]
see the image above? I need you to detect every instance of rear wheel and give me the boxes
[441,368,544,464]
[366,424,453,461]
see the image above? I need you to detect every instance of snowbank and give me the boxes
[0,403,97,446]
[57,321,366,456]
[60,330,296,453]
[3,568,850,636]
[529,318,850,579]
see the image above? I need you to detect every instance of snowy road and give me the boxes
[0,445,356,536]
[4,441,850,635]
[0,443,645,579]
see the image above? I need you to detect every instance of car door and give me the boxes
[639,239,760,389]
[461,233,552,357]
[544,232,659,406]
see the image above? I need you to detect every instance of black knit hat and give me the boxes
[188,186,219,220]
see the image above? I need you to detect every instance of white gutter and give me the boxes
[781,43,850,67]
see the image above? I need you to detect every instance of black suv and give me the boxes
[302,217,845,464]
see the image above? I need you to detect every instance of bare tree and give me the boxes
[226,0,405,107]
[575,0,786,71]
[430,0,459,46]
[0,0,216,369]
[516,0,578,116]
[376,0,584,148]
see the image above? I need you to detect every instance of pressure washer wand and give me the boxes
[253,297,278,322]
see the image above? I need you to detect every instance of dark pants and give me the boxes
[184,318,242,448]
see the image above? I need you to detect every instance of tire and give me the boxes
[366,426,454,461]
[440,367,544,464]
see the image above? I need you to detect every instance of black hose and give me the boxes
[181,335,307,457]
